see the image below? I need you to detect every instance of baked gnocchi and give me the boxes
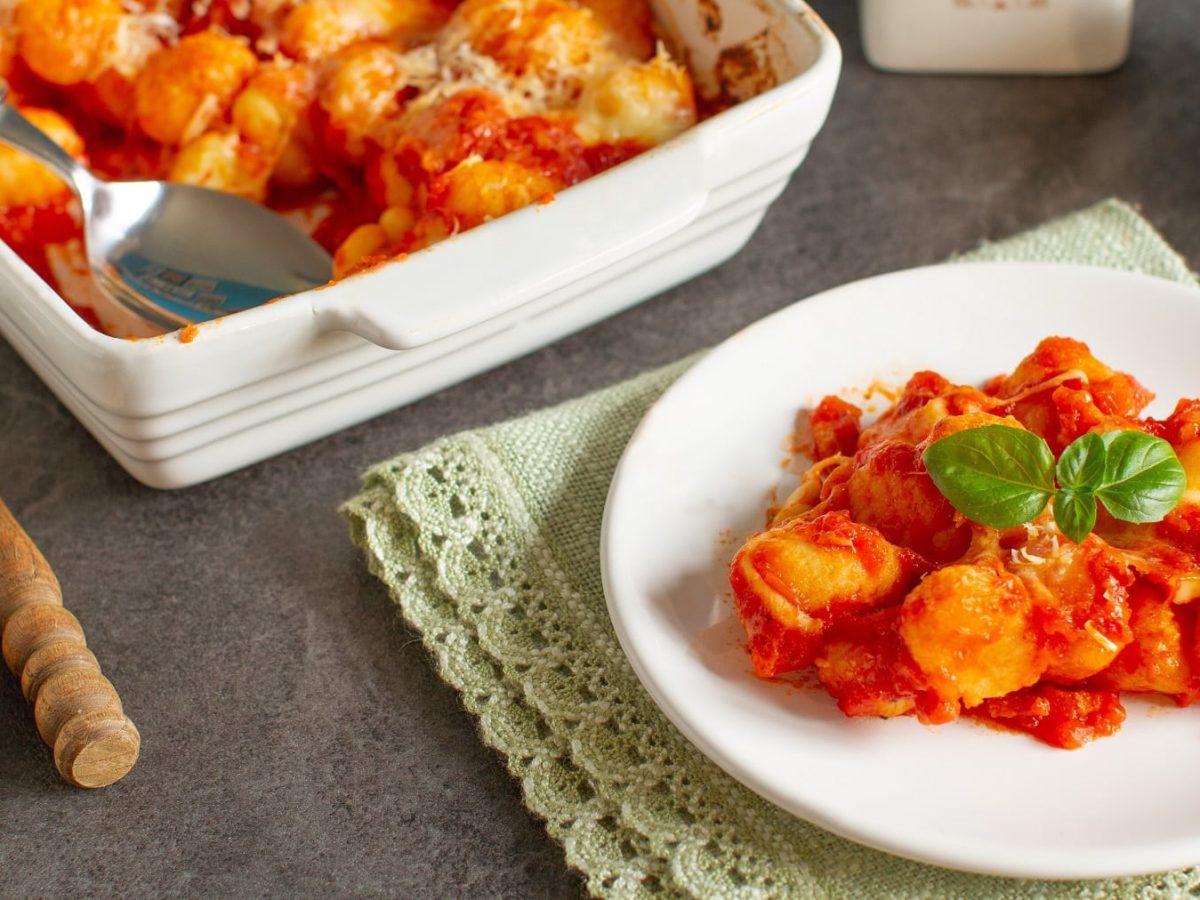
[732,337,1200,748]
[0,0,699,333]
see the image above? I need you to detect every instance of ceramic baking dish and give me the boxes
[0,0,840,488]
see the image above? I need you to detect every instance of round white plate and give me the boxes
[601,262,1200,880]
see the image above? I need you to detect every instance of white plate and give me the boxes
[601,261,1200,880]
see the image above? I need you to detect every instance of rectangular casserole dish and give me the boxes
[0,0,840,488]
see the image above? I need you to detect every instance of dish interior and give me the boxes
[0,0,826,338]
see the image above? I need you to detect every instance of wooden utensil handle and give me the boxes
[0,499,139,788]
[0,498,61,628]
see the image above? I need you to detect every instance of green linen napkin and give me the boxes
[342,199,1199,898]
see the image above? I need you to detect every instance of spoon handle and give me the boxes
[0,81,94,202]
[0,498,140,788]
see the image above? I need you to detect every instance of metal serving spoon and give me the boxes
[0,84,332,332]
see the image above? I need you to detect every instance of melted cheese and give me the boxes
[103,8,179,77]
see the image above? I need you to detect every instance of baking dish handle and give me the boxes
[311,143,706,350]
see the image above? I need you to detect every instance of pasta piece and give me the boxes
[280,0,449,61]
[0,108,85,207]
[228,62,319,187]
[378,205,415,240]
[369,89,491,202]
[368,148,417,210]
[169,131,272,202]
[333,222,389,277]
[84,69,140,128]
[429,157,557,229]
[135,32,258,146]
[847,410,1028,562]
[988,336,1153,452]
[404,213,451,251]
[25,4,169,127]
[858,371,992,448]
[318,43,415,164]
[1005,531,1134,683]
[924,410,1026,443]
[899,562,1045,707]
[374,88,593,213]
[1087,514,1200,609]
[441,0,614,101]
[1084,400,1200,600]
[816,607,958,723]
[576,0,654,60]
[730,511,926,677]
[0,0,17,79]
[769,454,853,526]
[806,395,862,461]
[845,439,970,564]
[992,336,1153,415]
[17,0,124,85]
[576,51,697,146]
[1098,585,1199,701]
[233,63,316,153]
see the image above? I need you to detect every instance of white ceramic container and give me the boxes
[0,0,841,488]
[860,0,1133,74]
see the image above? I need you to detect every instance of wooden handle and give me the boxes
[0,499,139,788]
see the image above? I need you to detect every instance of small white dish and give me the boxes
[859,0,1133,75]
[601,261,1200,879]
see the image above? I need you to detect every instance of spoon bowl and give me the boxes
[0,84,333,332]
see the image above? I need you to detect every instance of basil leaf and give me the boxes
[925,423,1184,542]
[1056,432,1106,492]
[1053,489,1097,544]
[1095,430,1187,523]
[923,426,1055,528]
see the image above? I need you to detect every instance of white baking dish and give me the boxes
[0,0,840,488]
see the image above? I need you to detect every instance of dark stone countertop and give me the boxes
[3,2,1199,896]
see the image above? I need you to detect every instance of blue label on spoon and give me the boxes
[112,253,282,324]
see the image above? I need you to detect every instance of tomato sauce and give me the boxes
[974,685,1125,749]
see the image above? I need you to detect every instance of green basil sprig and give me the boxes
[923,425,1186,543]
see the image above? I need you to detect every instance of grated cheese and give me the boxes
[987,368,1091,409]
[1017,547,1046,565]
[1084,620,1120,654]
[103,10,180,77]
[400,42,552,118]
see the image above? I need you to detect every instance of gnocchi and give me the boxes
[731,337,1200,748]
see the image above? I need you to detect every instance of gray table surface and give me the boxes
[3,3,1199,896]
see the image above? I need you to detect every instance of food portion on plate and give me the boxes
[0,0,698,333]
[730,336,1200,748]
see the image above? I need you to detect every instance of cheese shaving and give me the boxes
[400,42,552,118]
[985,368,1090,409]
[1017,547,1046,565]
[103,10,180,77]
[1084,620,1120,654]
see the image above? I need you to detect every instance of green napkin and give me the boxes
[342,199,1199,898]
